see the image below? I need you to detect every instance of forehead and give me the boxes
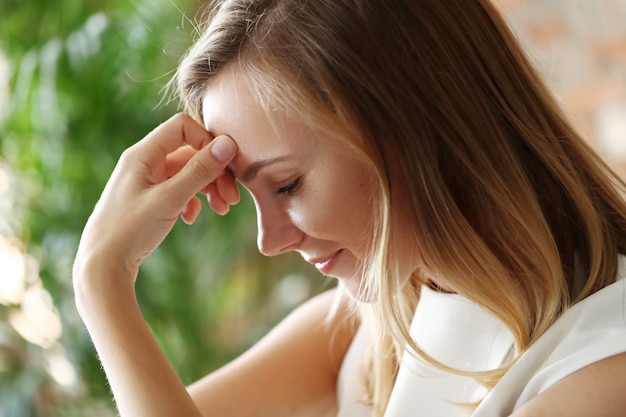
[201,70,315,175]
[201,69,253,134]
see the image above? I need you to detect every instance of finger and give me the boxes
[181,196,202,224]
[165,135,237,203]
[206,183,230,215]
[215,169,240,205]
[165,146,198,179]
[135,113,213,163]
[199,171,224,195]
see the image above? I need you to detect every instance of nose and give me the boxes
[255,201,302,256]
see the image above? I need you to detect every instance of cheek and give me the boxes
[289,177,376,246]
[285,197,333,236]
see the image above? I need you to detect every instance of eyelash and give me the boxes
[273,177,302,196]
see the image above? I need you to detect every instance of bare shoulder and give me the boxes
[511,352,626,417]
[188,287,360,417]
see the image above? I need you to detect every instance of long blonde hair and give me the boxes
[175,0,626,414]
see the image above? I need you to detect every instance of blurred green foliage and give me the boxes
[0,1,326,416]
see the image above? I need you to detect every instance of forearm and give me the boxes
[74,260,203,417]
[71,114,238,416]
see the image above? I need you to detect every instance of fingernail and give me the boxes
[210,136,236,162]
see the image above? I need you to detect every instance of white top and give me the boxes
[336,256,626,416]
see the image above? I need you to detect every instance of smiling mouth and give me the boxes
[308,249,343,275]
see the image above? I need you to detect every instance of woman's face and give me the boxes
[202,69,414,297]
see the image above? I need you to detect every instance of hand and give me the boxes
[74,113,239,283]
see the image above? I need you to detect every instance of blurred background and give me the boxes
[0,1,327,415]
[0,0,625,416]
[495,0,626,177]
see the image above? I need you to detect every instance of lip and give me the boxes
[306,249,343,275]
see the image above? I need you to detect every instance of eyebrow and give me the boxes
[236,155,295,182]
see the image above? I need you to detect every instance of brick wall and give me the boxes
[493,0,626,178]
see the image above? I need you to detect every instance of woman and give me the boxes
[73,0,626,416]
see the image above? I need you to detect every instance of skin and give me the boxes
[512,352,626,417]
[73,67,626,416]
[73,111,357,417]
[202,73,375,295]
[201,68,404,298]
[73,114,233,417]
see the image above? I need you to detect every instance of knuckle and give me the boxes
[172,112,188,124]
[118,146,138,168]
[189,157,212,180]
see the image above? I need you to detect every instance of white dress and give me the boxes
[336,256,626,416]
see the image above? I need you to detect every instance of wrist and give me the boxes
[73,252,139,320]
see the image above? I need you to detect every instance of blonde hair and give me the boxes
[175,0,626,414]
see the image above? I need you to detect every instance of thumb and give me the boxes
[167,135,237,202]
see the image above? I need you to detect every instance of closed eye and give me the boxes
[273,177,302,196]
